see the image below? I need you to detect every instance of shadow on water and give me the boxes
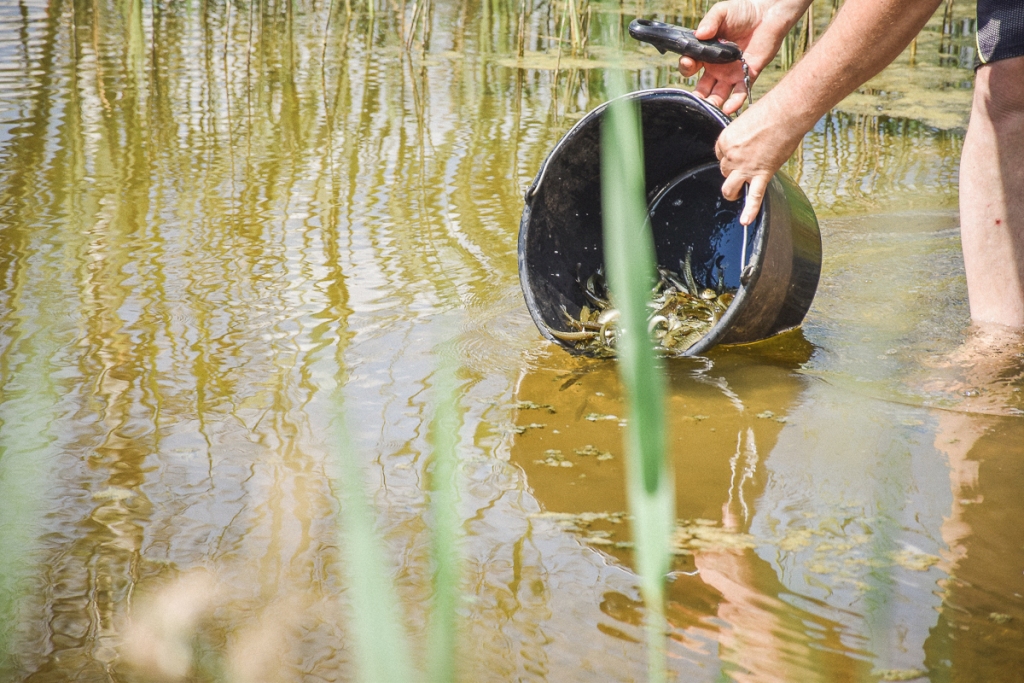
[2,0,1024,680]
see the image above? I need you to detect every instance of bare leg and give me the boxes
[959,55,1024,327]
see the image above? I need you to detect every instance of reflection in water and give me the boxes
[1,0,1024,681]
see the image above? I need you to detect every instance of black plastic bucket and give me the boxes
[517,88,822,356]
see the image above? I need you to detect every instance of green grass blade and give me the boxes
[426,350,462,683]
[0,343,59,676]
[331,411,417,683]
[600,71,675,683]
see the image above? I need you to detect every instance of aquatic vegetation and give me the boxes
[892,549,941,572]
[574,444,615,460]
[530,510,629,528]
[671,519,758,555]
[514,400,557,413]
[535,449,574,466]
[872,668,929,682]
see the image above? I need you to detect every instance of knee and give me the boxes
[974,56,1024,125]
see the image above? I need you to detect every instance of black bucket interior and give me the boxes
[519,89,759,350]
[648,162,751,295]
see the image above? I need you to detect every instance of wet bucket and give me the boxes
[517,88,822,356]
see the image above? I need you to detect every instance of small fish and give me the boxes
[682,246,699,297]
[544,324,597,342]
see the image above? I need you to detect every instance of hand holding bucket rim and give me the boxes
[715,92,807,226]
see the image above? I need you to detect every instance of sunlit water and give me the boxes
[1,0,1021,681]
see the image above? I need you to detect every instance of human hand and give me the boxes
[678,0,810,114]
[715,98,806,224]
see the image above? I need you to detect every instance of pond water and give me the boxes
[1,0,1022,681]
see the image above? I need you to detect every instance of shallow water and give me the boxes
[1,0,1022,681]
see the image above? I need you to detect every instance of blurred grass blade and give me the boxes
[600,72,675,683]
[331,409,416,683]
[426,348,462,683]
[0,343,59,676]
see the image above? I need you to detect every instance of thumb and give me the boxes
[694,2,730,40]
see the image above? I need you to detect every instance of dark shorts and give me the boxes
[977,0,1024,64]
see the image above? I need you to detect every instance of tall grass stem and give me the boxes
[331,412,416,683]
[600,72,675,683]
[426,349,462,683]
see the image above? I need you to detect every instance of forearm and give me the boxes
[759,0,943,133]
[715,0,943,224]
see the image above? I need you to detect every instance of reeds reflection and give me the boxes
[0,0,1011,681]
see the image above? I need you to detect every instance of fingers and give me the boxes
[696,76,739,111]
[719,171,769,225]
[678,55,701,78]
[707,78,738,111]
[694,74,716,101]
[691,63,748,112]
[721,88,749,116]
[740,175,769,225]
[695,78,724,109]
[721,168,745,201]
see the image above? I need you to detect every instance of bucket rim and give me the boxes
[518,87,771,358]
[524,88,731,201]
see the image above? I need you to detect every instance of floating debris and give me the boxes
[892,549,941,572]
[756,410,788,423]
[671,519,757,555]
[584,413,618,422]
[582,530,615,546]
[534,450,574,467]
[989,612,1013,624]
[872,668,928,681]
[515,400,556,413]
[574,444,614,460]
[775,527,816,552]
[529,511,629,532]
[504,422,547,435]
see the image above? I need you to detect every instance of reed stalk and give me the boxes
[600,72,674,683]
[331,413,416,683]
[426,351,462,683]
[331,347,464,683]
[323,0,336,66]
[0,316,61,678]
[567,0,582,52]
[516,0,527,57]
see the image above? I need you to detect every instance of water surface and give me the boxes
[2,0,1022,681]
